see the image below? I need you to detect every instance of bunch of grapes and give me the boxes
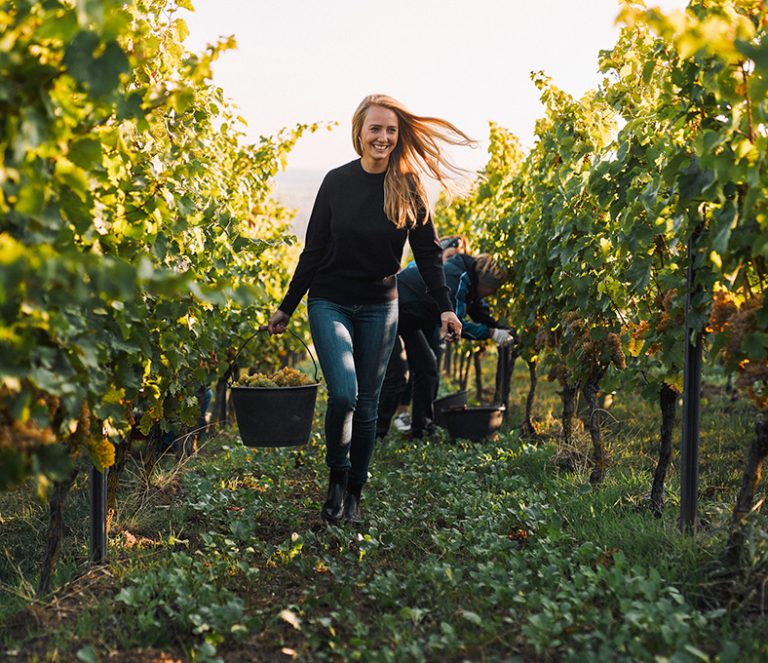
[561,312,625,373]
[605,332,627,370]
[535,325,555,351]
[272,367,315,386]
[236,367,315,388]
[653,289,682,333]
[237,374,278,388]
[547,362,570,386]
[0,417,57,451]
[710,292,768,409]
[708,289,738,334]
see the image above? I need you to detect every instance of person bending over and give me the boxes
[377,253,513,439]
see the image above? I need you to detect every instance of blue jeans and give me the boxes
[308,297,399,486]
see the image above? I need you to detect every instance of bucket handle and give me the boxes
[228,326,319,385]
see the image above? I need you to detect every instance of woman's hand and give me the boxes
[267,310,290,335]
[440,311,462,342]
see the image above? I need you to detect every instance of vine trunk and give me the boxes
[650,383,678,517]
[521,359,538,439]
[724,412,768,565]
[38,466,80,596]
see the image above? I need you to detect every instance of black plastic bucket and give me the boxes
[232,383,319,447]
[443,405,505,442]
[228,326,320,448]
[433,390,469,428]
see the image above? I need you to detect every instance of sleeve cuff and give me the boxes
[430,287,453,313]
[278,294,299,318]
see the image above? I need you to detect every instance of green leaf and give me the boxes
[742,333,768,361]
[37,10,79,42]
[63,33,128,97]
[15,183,46,216]
[116,91,145,121]
[55,158,90,201]
[683,644,711,662]
[711,201,736,255]
[172,88,196,114]
[76,645,99,663]
[90,41,130,97]
[0,449,26,490]
[63,30,101,87]
[461,610,483,625]
[35,444,74,482]
[677,158,715,203]
[69,138,103,170]
[76,0,107,28]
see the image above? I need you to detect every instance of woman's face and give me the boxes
[359,105,399,169]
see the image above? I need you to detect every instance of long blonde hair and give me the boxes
[352,94,476,229]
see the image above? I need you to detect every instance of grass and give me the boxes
[1,358,767,662]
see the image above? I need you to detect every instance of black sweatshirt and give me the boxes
[279,159,452,316]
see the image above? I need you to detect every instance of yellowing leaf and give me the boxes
[0,233,25,264]
[54,157,89,201]
[103,384,126,405]
[279,609,301,630]
[174,18,190,42]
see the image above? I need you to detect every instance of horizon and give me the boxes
[182,0,689,174]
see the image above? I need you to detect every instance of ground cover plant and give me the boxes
[2,361,767,662]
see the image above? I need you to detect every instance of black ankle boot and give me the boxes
[321,469,348,523]
[344,483,364,524]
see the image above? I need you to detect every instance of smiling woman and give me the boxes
[267,94,472,525]
[357,105,398,173]
[351,94,476,230]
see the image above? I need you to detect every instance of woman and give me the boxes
[268,94,472,524]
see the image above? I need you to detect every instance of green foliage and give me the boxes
[3,364,767,660]
[115,548,251,657]
[437,0,768,407]
[0,0,316,490]
[33,400,762,661]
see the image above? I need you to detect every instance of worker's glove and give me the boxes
[491,328,515,347]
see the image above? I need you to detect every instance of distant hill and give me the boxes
[273,169,324,240]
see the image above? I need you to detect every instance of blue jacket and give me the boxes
[397,254,497,340]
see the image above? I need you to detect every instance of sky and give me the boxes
[181,0,690,175]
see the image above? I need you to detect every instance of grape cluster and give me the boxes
[709,291,768,409]
[653,289,682,333]
[561,311,626,373]
[236,367,315,388]
[239,374,279,388]
[708,290,738,334]
[0,418,56,451]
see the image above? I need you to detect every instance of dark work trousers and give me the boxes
[403,329,439,436]
[377,335,409,437]
[378,321,439,438]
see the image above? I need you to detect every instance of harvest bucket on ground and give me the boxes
[229,327,320,448]
[443,405,505,443]
[433,390,469,428]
